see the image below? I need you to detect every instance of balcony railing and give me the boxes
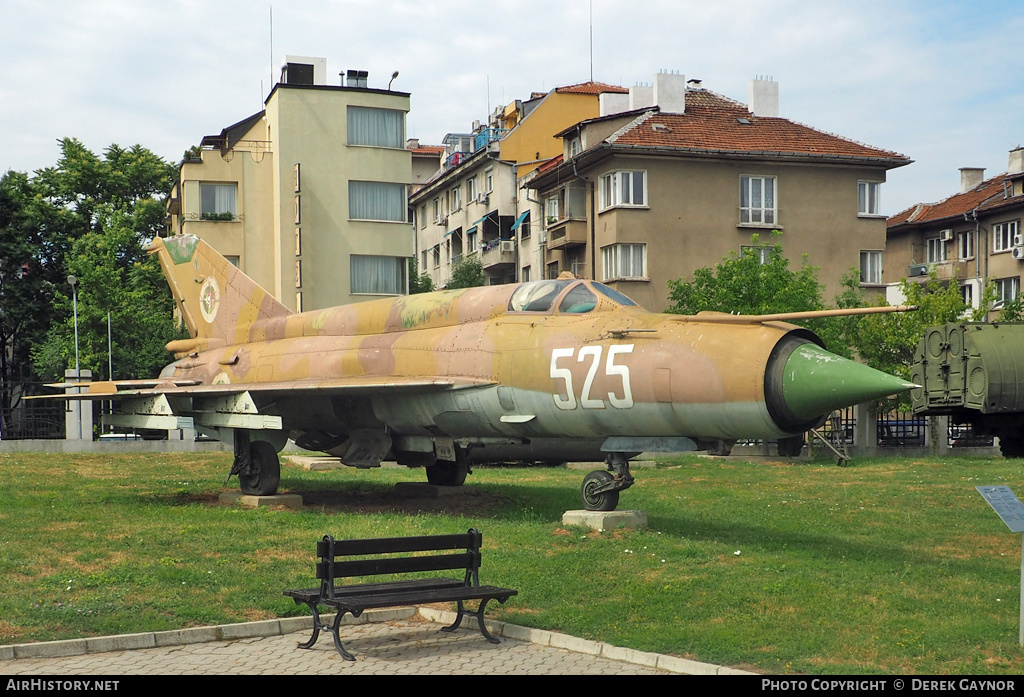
[474,128,508,152]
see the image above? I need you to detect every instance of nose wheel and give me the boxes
[580,455,634,511]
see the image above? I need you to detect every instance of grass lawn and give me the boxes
[1,450,1023,674]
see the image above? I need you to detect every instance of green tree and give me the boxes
[666,233,856,357]
[0,171,55,427]
[1,139,178,386]
[407,257,435,294]
[446,257,485,290]
[32,207,184,381]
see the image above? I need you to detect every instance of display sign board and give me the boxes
[976,486,1024,533]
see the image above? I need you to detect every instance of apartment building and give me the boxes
[528,73,912,312]
[166,56,413,311]
[886,148,1024,315]
[409,81,628,288]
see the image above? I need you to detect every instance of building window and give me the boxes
[994,277,1020,307]
[200,183,237,220]
[569,137,582,158]
[740,175,776,225]
[960,282,975,308]
[860,250,882,284]
[521,265,531,282]
[432,245,440,268]
[598,170,647,211]
[467,229,477,253]
[926,237,947,264]
[741,245,772,265]
[349,181,406,222]
[993,220,1020,252]
[601,243,646,281]
[350,255,407,295]
[466,177,477,202]
[451,186,461,211]
[484,168,493,193]
[347,106,404,148]
[958,231,974,260]
[858,181,881,216]
[544,194,561,225]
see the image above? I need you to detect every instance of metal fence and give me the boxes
[1,382,66,440]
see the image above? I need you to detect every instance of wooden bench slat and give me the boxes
[321,585,517,612]
[318,551,478,579]
[326,532,479,556]
[283,577,464,603]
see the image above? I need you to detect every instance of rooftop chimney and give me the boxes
[1009,147,1024,175]
[345,70,369,88]
[749,76,779,117]
[653,70,686,113]
[960,167,985,193]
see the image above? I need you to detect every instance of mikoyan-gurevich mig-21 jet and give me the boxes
[56,234,916,511]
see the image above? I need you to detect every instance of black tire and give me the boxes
[581,470,619,512]
[239,440,281,496]
[706,439,734,456]
[426,451,469,486]
[777,435,804,457]
[1000,436,1024,458]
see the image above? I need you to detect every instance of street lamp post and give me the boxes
[68,275,81,439]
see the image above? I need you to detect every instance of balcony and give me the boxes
[929,261,969,282]
[481,239,515,270]
[474,128,507,152]
[545,218,587,250]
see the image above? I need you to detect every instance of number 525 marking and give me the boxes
[550,345,633,410]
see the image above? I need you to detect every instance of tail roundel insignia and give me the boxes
[150,234,290,348]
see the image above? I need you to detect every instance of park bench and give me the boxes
[283,528,517,660]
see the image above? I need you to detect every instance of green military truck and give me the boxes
[911,322,1024,457]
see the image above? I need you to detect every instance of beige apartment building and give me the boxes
[166,56,413,311]
[410,81,628,288]
[886,148,1024,316]
[528,74,912,312]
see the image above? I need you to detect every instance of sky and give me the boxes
[2,0,1022,217]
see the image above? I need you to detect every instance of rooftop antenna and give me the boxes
[589,0,593,82]
[268,4,274,98]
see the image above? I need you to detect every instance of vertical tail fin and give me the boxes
[150,234,291,350]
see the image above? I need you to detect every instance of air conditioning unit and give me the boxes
[499,240,515,253]
[939,229,954,241]
[538,231,547,244]
[908,264,928,277]
[1012,246,1024,260]
[477,193,489,205]
[1014,233,1024,247]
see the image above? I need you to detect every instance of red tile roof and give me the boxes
[536,154,564,175]
[555,81,629,95]
[611,90,908,164]
[888,172,1021,228]
[409,144,445,155]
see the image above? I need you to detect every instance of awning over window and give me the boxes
[511,211,531,231]
[466,225,478,234]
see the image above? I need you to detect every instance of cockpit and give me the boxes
[507,279,639,314]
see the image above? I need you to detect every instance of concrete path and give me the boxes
[0,607,750,676]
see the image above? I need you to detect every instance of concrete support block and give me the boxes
[218,492,303,509]
[562,509,647,531]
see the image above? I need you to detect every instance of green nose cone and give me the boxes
[782,343,917,422]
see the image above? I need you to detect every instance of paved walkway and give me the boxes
[0,607,749,676]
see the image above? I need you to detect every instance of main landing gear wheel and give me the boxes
[777,435,804,457]
[582,470,619,512]
[426,447,470,486]
[239,441,281,496]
